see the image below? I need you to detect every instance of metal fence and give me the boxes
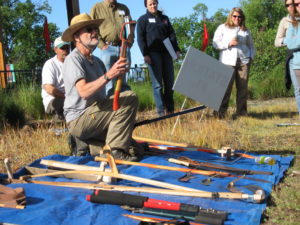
[0,69,42,88]
[0,66,150,88]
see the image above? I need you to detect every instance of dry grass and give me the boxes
[0,97,299,224]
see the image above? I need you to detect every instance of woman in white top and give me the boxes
[213,7,255,118]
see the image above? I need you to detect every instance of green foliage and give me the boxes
[0,88,26,128]
[249,63,294,99]
[130,82,155,111]
[0,82,44,128]
[11,82,44,120]
[2,99,26,128]
[0,0,60,69]
[240,0,286,30]
[241,0,289,98]
[249,28,286,83]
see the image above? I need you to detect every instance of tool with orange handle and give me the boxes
[113,17,136,111]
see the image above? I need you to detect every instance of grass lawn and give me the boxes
[0,97,299,224]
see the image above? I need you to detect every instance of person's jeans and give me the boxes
[290,59,300,115]
[98,45,131,96]
[147,52,175,116]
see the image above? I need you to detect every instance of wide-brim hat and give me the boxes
[62,13,103,42]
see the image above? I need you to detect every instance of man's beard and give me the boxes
[85,38,99,51]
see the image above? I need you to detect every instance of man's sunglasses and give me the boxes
[83,26,99,33]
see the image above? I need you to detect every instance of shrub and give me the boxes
[12,83,44,120]
[249,63,294,99]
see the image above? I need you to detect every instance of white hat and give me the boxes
[62,13,103,42]
[54,36,70,48]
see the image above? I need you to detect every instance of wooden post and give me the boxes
[66,0,80,25]
[0,20,6,89]
[66,0,80,50]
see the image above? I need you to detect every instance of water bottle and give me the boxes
[255,156,276,165]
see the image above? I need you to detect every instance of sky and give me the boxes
[45,0,240,66]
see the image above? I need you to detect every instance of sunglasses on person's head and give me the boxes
[232,15,242,19]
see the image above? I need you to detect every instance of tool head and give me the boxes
[252,189,266,204]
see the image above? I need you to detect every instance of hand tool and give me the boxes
[113,17,136,111]
[168,158,271,183]
[123,214,201,225]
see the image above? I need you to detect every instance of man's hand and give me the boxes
[43,84,65,98]
[106,58,129,80]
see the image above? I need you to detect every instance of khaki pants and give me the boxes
[220,59,251,115]
[46,98,64,119]
[68,91,138,152]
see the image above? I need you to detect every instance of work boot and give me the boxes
[128,139,146,161]
[111,149,139,162]
[68,134,90,156]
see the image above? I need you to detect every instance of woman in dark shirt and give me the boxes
[137,0,180,116]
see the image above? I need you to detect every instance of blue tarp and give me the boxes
[0,147,293,225]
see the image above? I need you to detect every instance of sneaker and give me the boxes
[111,149,139,162]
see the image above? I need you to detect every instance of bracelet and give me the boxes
[103,73,111,82]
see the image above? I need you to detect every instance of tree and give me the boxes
[171,4,228,58]
[240,0,286,30]
[240,0,287,82]
[0,0,60,70]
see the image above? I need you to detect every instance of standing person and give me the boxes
[41,36,70,121]
[277,0,300,116]
[137,0,180,116]
[61,13,142,161]
[90,0,133,96]
[213,7,255,119]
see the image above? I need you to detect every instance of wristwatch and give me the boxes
[103,73,111,82]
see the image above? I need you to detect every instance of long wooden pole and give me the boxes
[134,136,255,159]
[133,136,189,147]
[0,19,6,89]
[22,169,200,192]
[95,156,228,177]
[15,179,264,203]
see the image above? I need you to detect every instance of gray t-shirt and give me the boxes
[62,48,106,123]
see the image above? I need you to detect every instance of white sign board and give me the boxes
[173,46,234,111]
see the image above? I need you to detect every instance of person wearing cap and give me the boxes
[41,36,70,120]
[61,13,142,161]
[90,0,134,96]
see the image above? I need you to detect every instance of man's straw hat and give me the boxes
[62,13,103,42]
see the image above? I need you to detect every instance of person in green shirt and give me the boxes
[90,0,134,96]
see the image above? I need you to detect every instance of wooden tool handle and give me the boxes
[112,79,122,110]
[168,158,190,167]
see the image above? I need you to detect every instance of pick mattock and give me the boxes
[113,17,136,111]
